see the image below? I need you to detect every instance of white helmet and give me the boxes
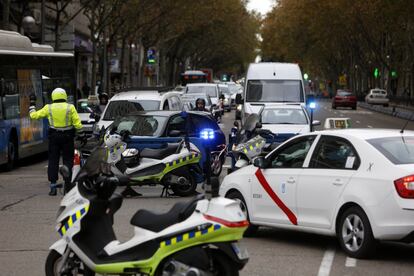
[104,132,122,148]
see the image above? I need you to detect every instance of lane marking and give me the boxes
[356,120,360,124]
[255,168,297,225]
[345,257,357,267]
[317,248,335,276]
[367,125,373,128]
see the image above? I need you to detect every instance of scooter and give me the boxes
[105,129,204,197]
[45,147,249,276]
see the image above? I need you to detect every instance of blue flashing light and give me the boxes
[309,102,316,109]
[200,128,215,140]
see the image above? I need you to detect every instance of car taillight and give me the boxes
[203,214,249,228]
[394,175,414,198]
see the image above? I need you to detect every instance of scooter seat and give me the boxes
[140,143,181,160]
[130,196,201,232]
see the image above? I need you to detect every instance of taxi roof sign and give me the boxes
[324,118,351,129]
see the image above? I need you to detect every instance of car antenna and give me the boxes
[400,114,413,134]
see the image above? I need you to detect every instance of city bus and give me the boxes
[0,30,75,170]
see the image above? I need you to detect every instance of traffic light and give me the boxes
[391,70,397,78]
[221,74,228,82]
[374,68,379,78]
[303,73,309,80]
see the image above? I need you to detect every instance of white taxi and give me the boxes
[220,129,414,258]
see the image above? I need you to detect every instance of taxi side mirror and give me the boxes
[253,157,267,169]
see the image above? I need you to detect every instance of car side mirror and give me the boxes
[169,130,181,137]
[59,165,71,182]
[253,157,267,169]
[312,120,321,126]
[235,94,243,105]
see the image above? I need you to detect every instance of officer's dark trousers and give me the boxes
[48,129,75,185]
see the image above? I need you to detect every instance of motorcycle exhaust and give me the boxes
[163,260,204,276]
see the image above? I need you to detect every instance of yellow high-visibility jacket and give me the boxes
[30,102,83,130]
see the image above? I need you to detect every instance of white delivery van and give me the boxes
[237,62,306,122]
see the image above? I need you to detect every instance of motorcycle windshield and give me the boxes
[236,114,260,144]
[74,147,111,181]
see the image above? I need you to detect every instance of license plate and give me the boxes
[231,242,249,260]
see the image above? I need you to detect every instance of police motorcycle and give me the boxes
[104,128,203,197]
[230,113,274,171]
[45,145,250,276]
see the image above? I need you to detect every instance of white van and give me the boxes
[237,62,306,122]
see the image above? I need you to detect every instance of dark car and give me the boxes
[332,90,357,110]
[111,110,226,152]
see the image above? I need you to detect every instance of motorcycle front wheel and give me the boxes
[45,250,95,276]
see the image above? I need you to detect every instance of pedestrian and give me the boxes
[82,82,91,97]
[29,88,83,196]
[98,93,109,114]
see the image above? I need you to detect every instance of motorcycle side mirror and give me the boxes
[169,130,181,137]
[120,129,131,140]
[255,122,262,129]
[59,165,71,182]
[253,157,267,169]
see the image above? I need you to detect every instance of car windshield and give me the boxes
[372,90,386,95]
[261,108,308,124]
[181,95,212,106]
[219,86,230,94]
[227,84,240,94]
[103,100,160,120]
[186,86,217,98]
[112,115,168,136]
[337,91,353,96]
[367,136,414,164]
[246,80,303,102]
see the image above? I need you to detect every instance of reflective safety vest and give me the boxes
[30,102,83,130]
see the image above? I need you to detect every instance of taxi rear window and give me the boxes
[367,136,414,164]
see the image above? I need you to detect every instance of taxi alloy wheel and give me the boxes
[226,191,258,237]
[338,206,376,259]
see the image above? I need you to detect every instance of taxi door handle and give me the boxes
[287,178,295,184]
[332,179,343,186]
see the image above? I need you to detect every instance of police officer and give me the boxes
[29,88,83,196]
[192,98,209,112]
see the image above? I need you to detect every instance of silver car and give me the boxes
[365,88,390,106]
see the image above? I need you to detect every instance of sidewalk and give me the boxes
[359,101,414,121]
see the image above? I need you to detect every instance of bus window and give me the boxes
[3,80,19,119]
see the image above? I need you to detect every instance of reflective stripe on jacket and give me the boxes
[29,103,83,130]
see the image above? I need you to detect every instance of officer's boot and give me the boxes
[49,183,57,196]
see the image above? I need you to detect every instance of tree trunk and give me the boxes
[119,38,126,88]
[2,0,10,30]
[91,13,97,95]
[54,3,61,51]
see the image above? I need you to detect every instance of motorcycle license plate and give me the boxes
[231,242,249,260]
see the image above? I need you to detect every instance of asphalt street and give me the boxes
[1,99,414,276]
